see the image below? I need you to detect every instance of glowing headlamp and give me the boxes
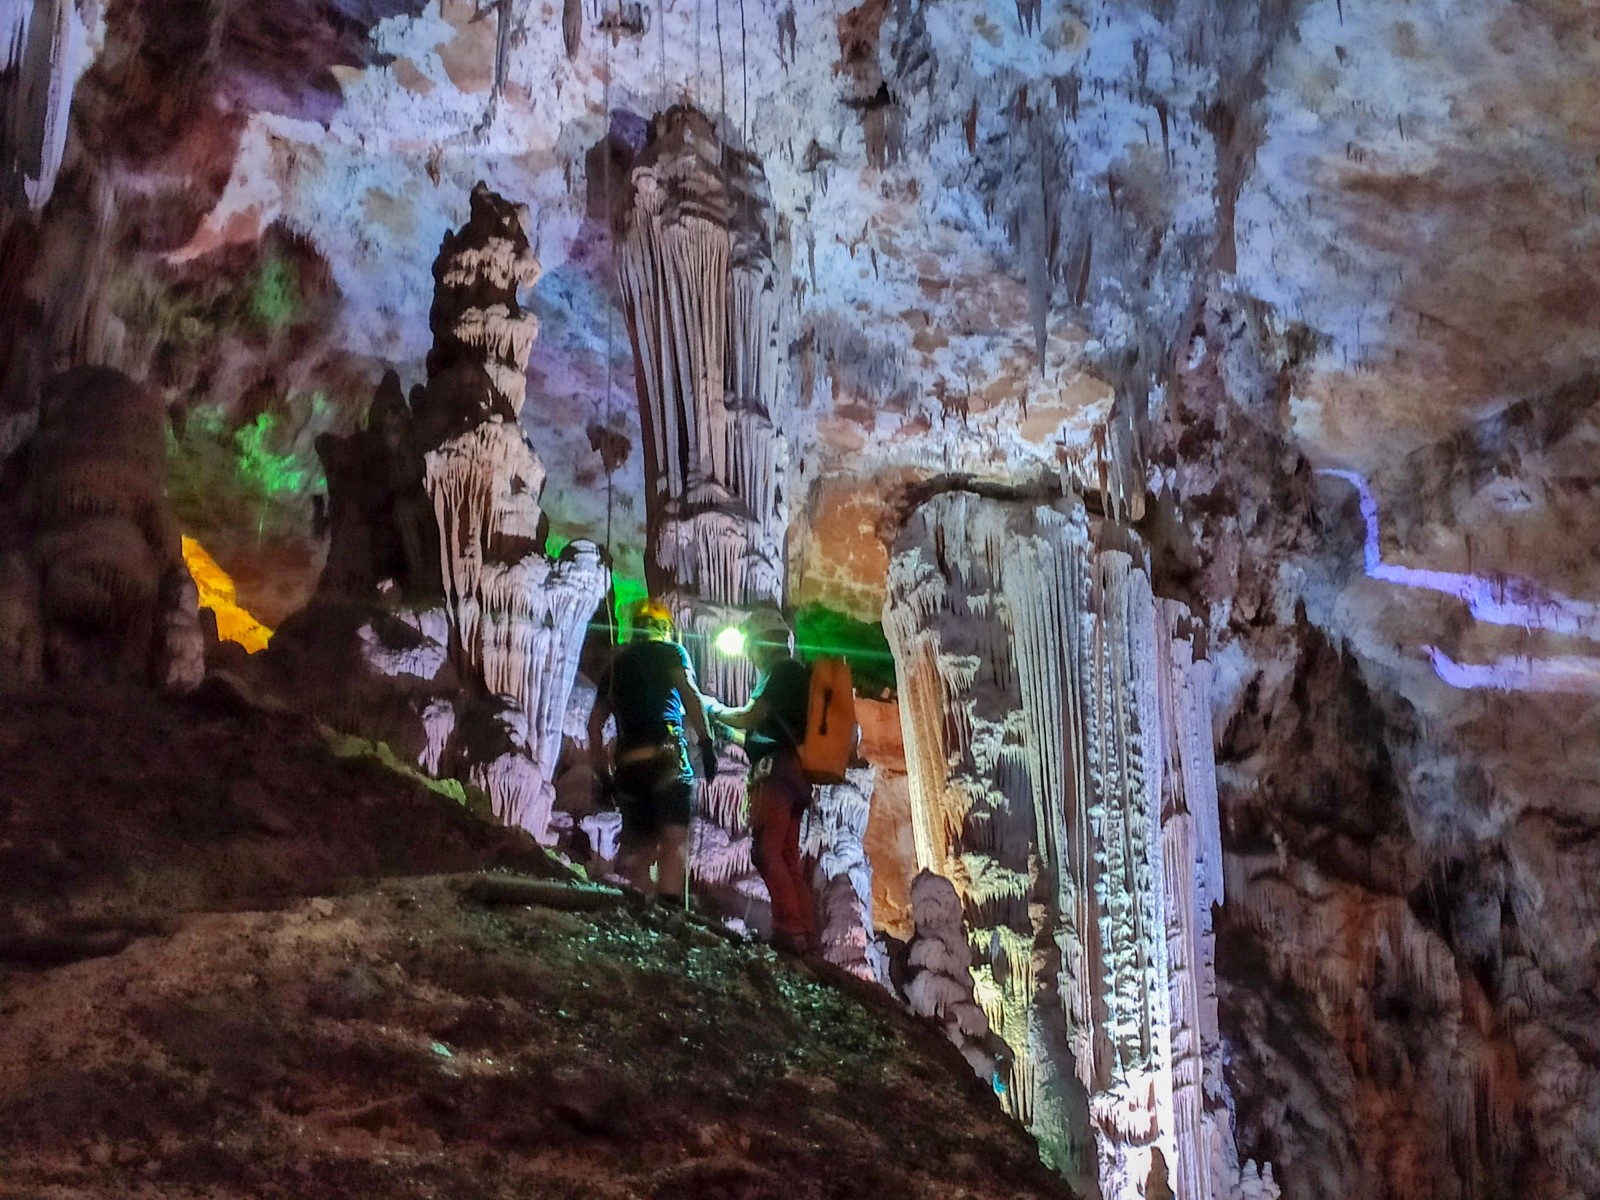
[713,625,747,657]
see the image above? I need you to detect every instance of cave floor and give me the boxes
[0,686,1066,1200]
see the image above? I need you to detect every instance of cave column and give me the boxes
[884,490,1273,1200]
[616,108,791,901]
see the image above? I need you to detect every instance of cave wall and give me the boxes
[3,0,1599,1198]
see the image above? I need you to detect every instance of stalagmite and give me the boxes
[804,764,886,981]
[885,489,1274,1200]
[412,186,607,838]
[453,701,551,839]
[427,184,542,415]
[0,366,201,692]
[905,869,995,1078]
[268,185,605,843]
[616,107,792,898]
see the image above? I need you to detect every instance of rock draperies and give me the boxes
[884,489,1274,1200]
[0,365,202,691]
[276,184,605,843]
[615,107,791,902]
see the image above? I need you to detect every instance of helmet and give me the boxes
[742,607,792,649]
[630,598,675,640]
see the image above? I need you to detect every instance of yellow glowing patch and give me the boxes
[181,536,273,653]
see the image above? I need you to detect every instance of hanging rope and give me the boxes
[658,0,668,104]
[715,0,726,131]
[602,9,621,650]
[738,0,748,142]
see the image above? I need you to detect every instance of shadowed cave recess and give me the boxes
[2,0,1598,1198]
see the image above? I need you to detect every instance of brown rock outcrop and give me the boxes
[0,365,201,692]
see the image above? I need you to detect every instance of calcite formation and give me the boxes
[903,869,994,1078]
[616,109,790,612]
[0,366,202,692]
[426,183,543,414]
[803,764,886,981]
[410,193,607,837]
[271,186,606,841]
[615,107,792,897]
[6,0,1600,1192]
[1,0,93,212]
[885,488,1273,1200]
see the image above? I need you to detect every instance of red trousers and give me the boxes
[749,754,815,949]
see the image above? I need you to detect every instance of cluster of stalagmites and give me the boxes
[266,183,606,843]
[0,366,203,692]
[614,107,795,904]
[884,489,1276,1200]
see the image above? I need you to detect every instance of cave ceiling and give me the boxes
[12,0,1600,764]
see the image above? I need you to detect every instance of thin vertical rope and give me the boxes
[603,15,620,649]
[738,0,748,141]
[715,0,726,131]
[658,0,668,103]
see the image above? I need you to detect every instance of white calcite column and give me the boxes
[616,107,792,895]
[884,489,1274,1200]
[415,185,606,839]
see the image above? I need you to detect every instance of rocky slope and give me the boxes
[0,683,1069,1200]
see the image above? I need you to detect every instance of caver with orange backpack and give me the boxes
[706,608,859,954]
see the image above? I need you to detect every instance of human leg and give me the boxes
[780,804,816,945]
[657,824,690,902]
[649,772,694,903]
[615,758,664,893]
[751,778,810,950]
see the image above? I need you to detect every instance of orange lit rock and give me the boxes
[182,535,273,654]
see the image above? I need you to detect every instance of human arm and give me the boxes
[707,691,765,731]
[587,677,612,768]
[671,647,719,778]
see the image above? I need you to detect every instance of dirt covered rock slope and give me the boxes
[0,686,1069,1200]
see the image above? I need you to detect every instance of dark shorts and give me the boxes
[614,745,694,846]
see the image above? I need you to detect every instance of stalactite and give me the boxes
[562,0,582,59]
[616,106,791,899]
[2,0,88,212]
[885,489,1274,1200]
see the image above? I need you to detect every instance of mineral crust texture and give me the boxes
[885,489,1274,1200]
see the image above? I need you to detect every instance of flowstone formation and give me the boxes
[885,488,1274,1200]
[267,184,607,841]
[615,107,800,905]
[803,764,887,981]
[0,365,202,692]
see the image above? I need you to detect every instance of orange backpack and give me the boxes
[797,657,858,785]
